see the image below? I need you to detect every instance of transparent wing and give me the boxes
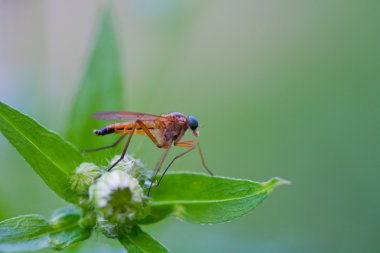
[92,111,162,121]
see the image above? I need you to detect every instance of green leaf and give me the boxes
[141,172,288,224]
[0,207,92,252]
[66,9,125,161]
[119,226,170,253]
[0,101,82,203]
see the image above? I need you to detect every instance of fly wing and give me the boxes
[92,111,162,121]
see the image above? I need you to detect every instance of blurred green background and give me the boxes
[1,1,379,252]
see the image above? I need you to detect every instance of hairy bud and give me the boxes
[70,163,102,195]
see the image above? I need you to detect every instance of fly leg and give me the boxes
[107,121,137,172]
[196,142,214,176]
[135,120,162,148]
[133,120,170,196]
[147,147,171,196]
[81,134,127,153]
[155,140,195,187]
[154,140,214,188]
[173,140,213,176]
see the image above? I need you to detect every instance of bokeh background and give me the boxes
[1,1,379,252]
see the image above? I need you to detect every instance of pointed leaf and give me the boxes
[119,226,170,253]
[0,207,91,252]
[0,101,82,203]
[66,10,125,160]
[141,172,288,224]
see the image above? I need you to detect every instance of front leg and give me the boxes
[155,141,196,187]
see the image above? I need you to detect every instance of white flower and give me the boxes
[70,162,101,194]
[89,170,147,224]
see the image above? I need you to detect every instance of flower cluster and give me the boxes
[70,155,149,237]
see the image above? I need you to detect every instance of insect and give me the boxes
[84,111,214,195]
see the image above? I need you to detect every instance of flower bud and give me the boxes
[70,162,102,195]
[109,155,148,181]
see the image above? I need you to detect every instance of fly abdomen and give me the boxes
[93,126,114,136]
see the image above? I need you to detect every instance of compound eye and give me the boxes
[188,115,199,130]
